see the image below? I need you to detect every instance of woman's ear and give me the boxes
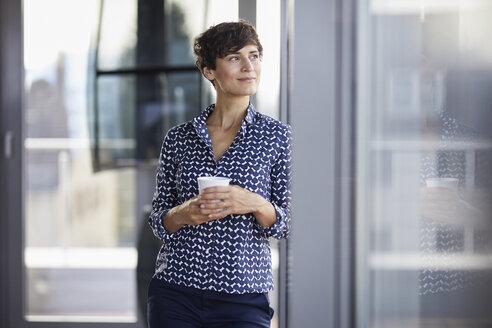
[203,67,215,82]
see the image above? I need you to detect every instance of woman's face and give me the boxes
[204,44,261,99]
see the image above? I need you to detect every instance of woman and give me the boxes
[147,20,291,327]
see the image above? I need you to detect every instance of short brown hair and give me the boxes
[193,20,263,74]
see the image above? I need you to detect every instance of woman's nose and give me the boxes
[241,59,254,71]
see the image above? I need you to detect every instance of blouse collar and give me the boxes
[192,103,257,138]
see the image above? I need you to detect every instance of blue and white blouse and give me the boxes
[149,103,292,294]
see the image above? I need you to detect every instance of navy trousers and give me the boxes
[147,277,274,328]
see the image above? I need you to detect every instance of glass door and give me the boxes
[357,1,492,327]
[23,0,240,324]
[24,0,139,322]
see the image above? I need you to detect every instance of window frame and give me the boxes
[287,0,357,327]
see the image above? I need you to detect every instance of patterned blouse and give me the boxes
[149,103,292,294]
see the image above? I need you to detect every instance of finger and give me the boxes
[208,207,232,220]
[190,202,217,216]
[200,192,230,201]
[201,186,231,193]
[213,206,228,213]
[199,199,225,205]
[198,207,219,215]
[201,186,231,196]
[425,188,459,199]
[199,201,228,210]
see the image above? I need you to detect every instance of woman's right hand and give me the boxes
[420,186,483,226]
[162,195,218,233]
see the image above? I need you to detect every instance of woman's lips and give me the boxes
[238,77,256,82]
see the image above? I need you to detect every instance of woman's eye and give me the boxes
[251,54,262,61]
[229,56,239,61]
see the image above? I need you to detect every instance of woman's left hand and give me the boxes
[198,185,276,226]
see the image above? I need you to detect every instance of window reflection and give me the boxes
[24,0,138,320]
[97,0,226,71]
[97,0,137,71]
[92,0,241,168]
[358,1,492,327]
[95,72,201,168]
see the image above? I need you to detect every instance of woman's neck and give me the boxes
[208,96,250,129]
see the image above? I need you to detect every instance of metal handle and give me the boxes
[4,131,13,158]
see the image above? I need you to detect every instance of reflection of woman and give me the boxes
[419,68,491,298]
[147,21,291,327]
[419,109,473,296]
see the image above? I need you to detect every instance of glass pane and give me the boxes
[96,75,137,166]
[97,0,137,70]
[95,71,203,167]
[97,0,239,70]
[24,0,138,322]
[357,1,492,327]
[94,0,240,167]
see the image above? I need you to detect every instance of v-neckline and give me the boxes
[206,122,243,164]
[192,103,256,164]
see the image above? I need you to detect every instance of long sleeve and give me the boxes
[148,129,179,243]
[256,125,292,239]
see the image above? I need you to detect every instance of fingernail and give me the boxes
[200,205,204,209]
